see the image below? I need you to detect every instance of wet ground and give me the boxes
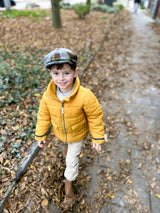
[84,7,160,213]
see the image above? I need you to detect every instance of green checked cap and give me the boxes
[43,48,77,68]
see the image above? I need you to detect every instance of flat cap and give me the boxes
[43,48,77,68]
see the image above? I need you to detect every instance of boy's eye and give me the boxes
[53,72,58,75]
[65,72,70,75]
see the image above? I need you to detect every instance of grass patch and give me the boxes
[0,9,48,20]
[140,5,145,9]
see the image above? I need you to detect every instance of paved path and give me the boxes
[95,7,160,213]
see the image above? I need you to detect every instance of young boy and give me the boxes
[35,48,104,208]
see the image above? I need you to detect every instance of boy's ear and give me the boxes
[74,67,79,77]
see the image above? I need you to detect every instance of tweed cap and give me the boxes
[43,48,77,68]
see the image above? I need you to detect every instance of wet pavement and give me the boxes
[86,6,160,213]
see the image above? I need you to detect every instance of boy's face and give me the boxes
[49,63,78,93]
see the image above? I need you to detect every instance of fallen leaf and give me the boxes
[104,157,110,162]
[41,199,48,207]
[107,194,115,198]
[155,194,160,199]
[79,153,83,158]
[12,125,19,131]
[126,122,132,127]
[151,182,157,189]
[30,165,34,169]
[137,162,142,169]
[5,202,10,210]
[126,179,133,184]
[20,178,25,183]
[104,134,108,142]
[104,175,113,181]
[18,201,23,207]
[34,93,41,98]
[0,155,4,164]
[41,187,47,195]
[15,140,21,144]
[48,165,51,171]
[20,182,26,190]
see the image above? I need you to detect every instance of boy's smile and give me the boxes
[50,64,78,93]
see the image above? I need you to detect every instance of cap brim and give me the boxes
[45,60,74,68]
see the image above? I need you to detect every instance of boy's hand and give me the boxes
[38,140,46,148]
[92,143,101,152]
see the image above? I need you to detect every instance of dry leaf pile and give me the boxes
[0,9,114,55]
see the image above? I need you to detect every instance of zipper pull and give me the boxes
[62,103,64,114]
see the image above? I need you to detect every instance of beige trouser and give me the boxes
[64,140,83,181]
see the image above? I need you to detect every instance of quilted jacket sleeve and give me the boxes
[35,93,51,141]
[83,90,104,144]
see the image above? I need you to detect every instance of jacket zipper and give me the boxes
[62,103,67,143]
[45,95,68,143]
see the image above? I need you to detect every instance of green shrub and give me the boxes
[140,5,145,9]
[60,2,71,9]
[115,4,124,10]
[91,3,120,13]
[0,48,49,107]
[72,3,90,19]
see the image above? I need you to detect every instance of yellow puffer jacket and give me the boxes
[35,77,104,144]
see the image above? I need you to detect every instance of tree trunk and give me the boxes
[87,0,91,5]
[98,0,104,4]
[4,0,11,11]
[51,0,62,29]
